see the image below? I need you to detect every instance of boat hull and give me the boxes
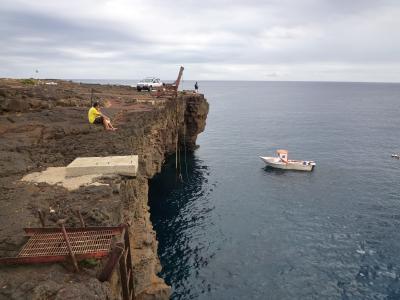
[259,156,315,171]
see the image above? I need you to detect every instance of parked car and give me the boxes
[136,77,163,91]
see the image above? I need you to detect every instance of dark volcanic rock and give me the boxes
[0,79,208,300]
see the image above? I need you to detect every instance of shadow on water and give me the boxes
[262,166,288,175]
[149,153,216,299]
[262,166,316,175]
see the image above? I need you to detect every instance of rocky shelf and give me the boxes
[0,79,209,299]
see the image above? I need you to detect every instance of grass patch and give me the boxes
[79,258,99,268]
[20,78,36,85]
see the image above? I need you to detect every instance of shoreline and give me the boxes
[0,79,209,299]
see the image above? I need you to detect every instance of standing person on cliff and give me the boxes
[194,81,199,93]
[88,101,117,131]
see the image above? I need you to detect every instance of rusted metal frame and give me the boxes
[75,209,86,227]
[115,227,130,300]
[58,220,79,272]
[174,66,184,92]
[124,248,129,262]
[0,224,130,280]
[23,226,124,236]
[0,251,110,265]
[17,241,112,258]
[98,227,126,282]
[126,254,134,297]
[123,229,135,299]
[119,227,136,300]
[155,66,184,98]
[97,241,124,282]
[128,273,134,300]
[127,269,132,283]
[119,251,130,300]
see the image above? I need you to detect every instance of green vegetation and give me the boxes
[20,78,36,85]
[79,258,99,268]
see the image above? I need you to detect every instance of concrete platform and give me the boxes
[66,155,138,177]
[22,167,108,191]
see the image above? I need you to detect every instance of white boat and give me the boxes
[260,149,316,171]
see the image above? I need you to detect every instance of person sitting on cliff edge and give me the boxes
[88,101,117,131]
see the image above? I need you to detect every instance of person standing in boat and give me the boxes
[194,81,199,93]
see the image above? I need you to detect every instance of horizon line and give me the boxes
[1,77,400,84]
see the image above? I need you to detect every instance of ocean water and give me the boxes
[148,81,400,300]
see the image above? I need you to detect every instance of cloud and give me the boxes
[0,0,400,81]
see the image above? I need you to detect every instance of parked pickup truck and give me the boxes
[136,77,163,91]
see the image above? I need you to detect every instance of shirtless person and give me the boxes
[88,101,117,131]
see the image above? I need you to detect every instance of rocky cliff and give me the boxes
[0,79,209,299]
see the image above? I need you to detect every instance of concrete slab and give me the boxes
[66,155,138,177]
[21,167,107,191]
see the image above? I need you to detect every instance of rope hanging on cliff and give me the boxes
[179,74,190,181]
[173,71,190,183]
[183,116,189,181]
[178,115,183,182]
[175,91,183,183]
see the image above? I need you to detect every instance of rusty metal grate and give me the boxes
[0,224,134,298]
[18,229,115,257]
[0,226,125,265]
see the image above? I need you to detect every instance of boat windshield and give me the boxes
[277,149,288,162]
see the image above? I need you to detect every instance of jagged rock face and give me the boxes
[0,81,208,300]
[116,93,208,299]
[181,93,210,151]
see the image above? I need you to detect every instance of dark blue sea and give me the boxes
[77,79,400,299]
[148,81,400,300]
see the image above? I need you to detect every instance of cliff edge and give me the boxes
[0,79,209,299]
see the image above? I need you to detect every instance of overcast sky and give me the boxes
[1,0,400,82]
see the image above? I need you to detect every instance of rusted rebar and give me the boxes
[119,249,129,300]
[75,209,85,227]
[57,219,79,272]
[98,241,124,282]
[98,227,126,282]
